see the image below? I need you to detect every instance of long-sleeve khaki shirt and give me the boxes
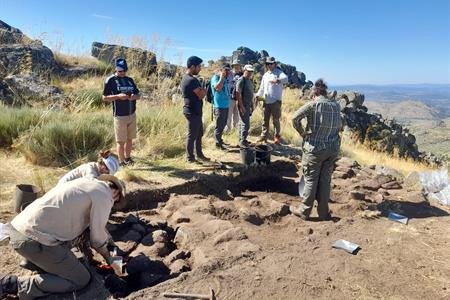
[11,177,113,249]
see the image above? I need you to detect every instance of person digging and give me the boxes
[0,175,126,299]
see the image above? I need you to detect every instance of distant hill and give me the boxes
[331,84,450,118]
[365,100,441,121]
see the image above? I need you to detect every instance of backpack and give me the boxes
[205,79,213,104]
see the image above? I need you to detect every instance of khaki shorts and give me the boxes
[114,113,137,142]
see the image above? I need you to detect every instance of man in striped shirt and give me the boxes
[291,79,342,221]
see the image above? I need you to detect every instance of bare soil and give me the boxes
[1,152,449,300]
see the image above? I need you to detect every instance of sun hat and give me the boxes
[97,174,126,200]
[102,155,120,175]
[265,56,276,64]
[243,64,254,72]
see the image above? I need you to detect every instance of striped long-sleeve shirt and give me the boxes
[292,96,342,152]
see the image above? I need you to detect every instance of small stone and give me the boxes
[381,181,402,190]
[141,232,154,246]
[169,259,191,276]
[349,190,365,200]
[120,229,142,243]
[131,223,147,235]
[374,193,384,203]
[170,211,190,224]
[164,249,190,265]
[152,230,168,243]
[213,227,248,245]
[124,214,140,224]
[239,208,263,225]
[361,180,381,191]
[332,171,348,179]
[115,241,137,255]
[307,228,313,235]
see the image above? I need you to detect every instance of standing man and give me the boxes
[235,64,255,147]
[102,58,140,166]
[211,63,232,150]
[180,56,209,163]
[256,56,288,144]
[0,175,126,299]
[225,61,243,132]
[290,79,342,221]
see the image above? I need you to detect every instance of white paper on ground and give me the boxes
[332,239,360,254]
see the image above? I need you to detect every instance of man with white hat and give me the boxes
[235,64,255,147]
[0,175,126,299]
[256,56,288,144]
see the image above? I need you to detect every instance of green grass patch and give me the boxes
[0,105,42,147]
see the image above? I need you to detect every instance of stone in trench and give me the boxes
[131,223,147,235]
[349,190,365,200]
[120,229,142,243]
[263,201,290,221]
[152,230,168,243]
[174,224,206,249]
[170,210,190,224]
[141,232,155,246]
[129,242,170,259]
[164,249,191,265]
[213,227,248,245]
[332,171,349,179]
[381,181,402,190]
[115,241,137,255]
[124,214,140,224]
[361,180,381,191]
[169,259,191,276]
[374,174,393,185]
[239,208,263,225]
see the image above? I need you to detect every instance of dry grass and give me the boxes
[341,137,433,175]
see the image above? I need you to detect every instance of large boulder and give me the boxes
[0,44,59,78]
[91,42,157,76]
[0,20,31,45]
[231,46,259,65]
[2,74,64,104]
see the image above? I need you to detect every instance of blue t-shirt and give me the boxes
[211,74,230,108]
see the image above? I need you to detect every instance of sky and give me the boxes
[0,0,449,85]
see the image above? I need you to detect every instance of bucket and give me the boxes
[240,147,255,166]
[255,144,273,165]
[15,184,39,213]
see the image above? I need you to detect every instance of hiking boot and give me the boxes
[19,259,44,273]
[289,206,309,221]
[318,212,333,221]
[197,154,210,162]
[186,157,197,163]
[215,143,227,151]
[0,274,18,298]
[239,140,250,148]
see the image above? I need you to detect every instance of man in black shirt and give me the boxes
[102,58,140,166]
[180,56,208,163]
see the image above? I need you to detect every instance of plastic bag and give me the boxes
[0,223,12,242]
[419,169,450,205]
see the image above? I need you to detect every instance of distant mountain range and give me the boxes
[331,84,450,118]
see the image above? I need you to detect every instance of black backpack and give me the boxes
[205,80,213,103]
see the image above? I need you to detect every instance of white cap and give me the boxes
[244,64,254,72]
[102,155,120,175]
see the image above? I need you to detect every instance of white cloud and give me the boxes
[91,14,113,20]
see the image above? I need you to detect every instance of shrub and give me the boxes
[0,105,42,147]
[16,113,114,166]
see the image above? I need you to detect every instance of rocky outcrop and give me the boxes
[0,20,32,45]
[299,87,442,166]
[3,74,64,104]
[230,46,307,87]
[91,42,157,76]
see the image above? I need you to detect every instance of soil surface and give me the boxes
[1,151,449,300]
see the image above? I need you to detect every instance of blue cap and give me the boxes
[115,58,128,71]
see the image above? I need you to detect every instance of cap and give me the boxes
[221,63,231,70]
[115,58,128,71]
[102,155,120,175]
[187,56,203,68]
[97,174,126,201]
[243,64,254,72]
[265,56,276,64]
[231,60,240,66]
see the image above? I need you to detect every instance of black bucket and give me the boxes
[255,144,273,165]
[240,147,255,166]
[15,184,39,213]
